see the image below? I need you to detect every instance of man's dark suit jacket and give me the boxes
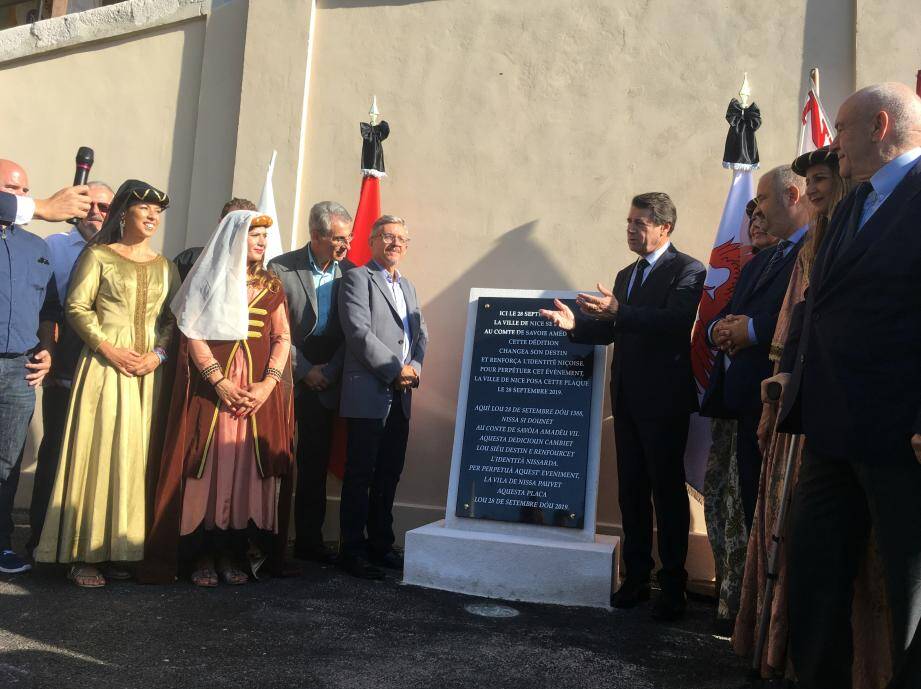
[570,244,706,419]
[701,235,804,418]
[779,158,921,462]
[268,247,355,409]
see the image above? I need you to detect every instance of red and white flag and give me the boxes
[685,169,754,495]
[798,88,833,155]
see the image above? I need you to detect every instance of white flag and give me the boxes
[258,150,285,261]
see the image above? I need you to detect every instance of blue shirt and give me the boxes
[369,259,411,364]
[0,225,62,354]
[45,227,87,299]
[858,147,921,230]
[308,244,337,336]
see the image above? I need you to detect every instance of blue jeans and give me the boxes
[0,356,36,550]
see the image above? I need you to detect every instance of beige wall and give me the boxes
[855,0,921,88]
[300,0,864,581]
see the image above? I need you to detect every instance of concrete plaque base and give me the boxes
[404,520,619,609]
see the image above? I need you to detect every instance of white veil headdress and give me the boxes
[171,210,278,341]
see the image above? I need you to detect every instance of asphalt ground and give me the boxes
[0,512,781,689]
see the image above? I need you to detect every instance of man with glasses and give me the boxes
[269,201,356,564]
[26,181,114,555]
[337,215,428,579]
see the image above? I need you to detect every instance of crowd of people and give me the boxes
[0,80,919,689]
[0,172,427,589]
[539,81,921,689]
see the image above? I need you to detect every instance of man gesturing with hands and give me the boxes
[541,192,705,621]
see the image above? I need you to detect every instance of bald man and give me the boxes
[765,83,921,688]
[0,159,90,226]
[0,159,66,574]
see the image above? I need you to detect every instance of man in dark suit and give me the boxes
[540,192,705,620]
[337,215,427,579]
[701,165,810,529]
[764,82,921,688]
[269,201,355,564]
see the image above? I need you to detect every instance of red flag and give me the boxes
[347,176,381,266]
[798,88,833,154]
[328,118,388,479]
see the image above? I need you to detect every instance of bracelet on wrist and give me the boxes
[264,366,283,382]
[200,363,221,380]
[212,376,226,388]
[153,347,168,364]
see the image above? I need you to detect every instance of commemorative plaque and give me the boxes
[454,296,594,528]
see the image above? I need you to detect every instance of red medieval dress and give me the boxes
[140,284,294,583]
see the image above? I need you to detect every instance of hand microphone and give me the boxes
[67,146,94,225]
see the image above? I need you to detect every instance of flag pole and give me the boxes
[810,66,820,99]
[916,69,920,97]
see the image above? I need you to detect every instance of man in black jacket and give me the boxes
[540,192,705,620]
[701,165,809,529]
[764,82,921,689]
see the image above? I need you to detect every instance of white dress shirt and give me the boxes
[627,240,671,298]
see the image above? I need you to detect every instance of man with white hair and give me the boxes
[765,82,921,688]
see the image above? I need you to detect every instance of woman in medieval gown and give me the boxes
[35,180,179,587]
[141,210,294,586]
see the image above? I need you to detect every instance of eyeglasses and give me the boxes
[376,233,411,246]
[90,202,110,214]
[329,235,353,246]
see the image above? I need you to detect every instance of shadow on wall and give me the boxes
[799,0,855,120]
[408,219,621,511]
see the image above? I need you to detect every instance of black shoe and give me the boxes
[338,552,385,580]
[294,543,338,565]
[611,578,651,608]
[369,549,404,571]
[651,589,687,622]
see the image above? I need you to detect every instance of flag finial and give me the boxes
[369,96,380,126]
[738,73,752,109]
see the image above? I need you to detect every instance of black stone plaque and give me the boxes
[455,296,595,528]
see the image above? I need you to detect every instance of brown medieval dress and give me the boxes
[140,285,294,583]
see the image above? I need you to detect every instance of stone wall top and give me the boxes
[0,0,210,64]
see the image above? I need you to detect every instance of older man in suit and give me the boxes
[337,214,427,579]
[269,201,355,563]
[540,192,705,620]
[701,165,810,530]
[765,83,921,689]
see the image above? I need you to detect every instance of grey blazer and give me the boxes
[268,246,355,409]
[338,262,428,419]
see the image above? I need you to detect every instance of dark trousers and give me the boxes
[339,397,409,556]
[293,388,336,550]
[614,409,690,591]
[789,447,921,689]
[27,383,70,550]
[735,409,762,531]
[0,356,36,552]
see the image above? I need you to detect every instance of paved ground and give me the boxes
[0,513,777,689]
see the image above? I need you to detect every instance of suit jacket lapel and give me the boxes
[632,245,677,305]
[293,245,319,320]
[820,159,921,297]
[369,266,402,321]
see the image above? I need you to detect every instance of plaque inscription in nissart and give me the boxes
[455,296,595,528]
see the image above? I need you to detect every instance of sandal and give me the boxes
[191,567,218,588]
[68,565,106,588]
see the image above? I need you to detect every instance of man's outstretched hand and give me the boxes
[539,299,576,331]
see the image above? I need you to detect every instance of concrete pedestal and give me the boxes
[404,520,619,608]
